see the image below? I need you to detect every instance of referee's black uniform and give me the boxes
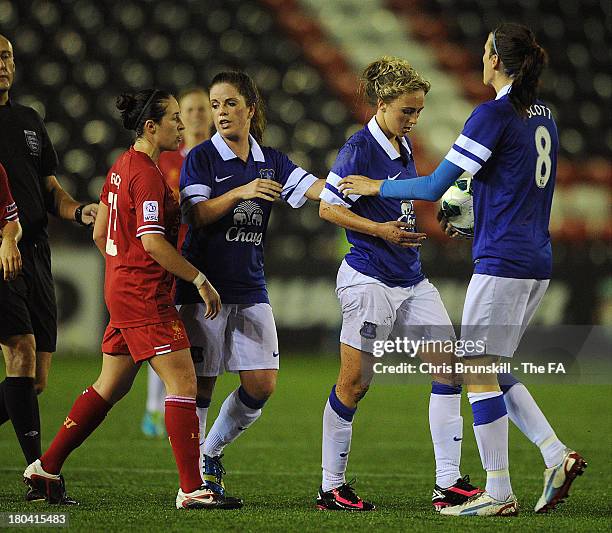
[0,100,58,352]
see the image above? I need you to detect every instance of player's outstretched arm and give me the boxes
[339,160,463,201]
[319,200,425,248]
[0,219,22,280]
[43,175,98,225]
[140,233,221,319]
[187,178,283,228]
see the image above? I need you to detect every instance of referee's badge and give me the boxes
[24,130,41,155]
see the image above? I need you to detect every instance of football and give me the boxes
[439,176,474,236]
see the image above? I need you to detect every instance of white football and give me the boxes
[439,176,474,236]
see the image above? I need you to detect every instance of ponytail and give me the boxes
[490,23,548,117]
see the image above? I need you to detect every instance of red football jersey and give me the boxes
[158,144,189,253]
[100,147,181,328]
[158,143,188,195]
[0,163,18,230]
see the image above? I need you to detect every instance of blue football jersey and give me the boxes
[445,85,558,279]
[321,117,424,287]
[176,133,317,304]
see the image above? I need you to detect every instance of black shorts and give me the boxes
[0,239,57,352]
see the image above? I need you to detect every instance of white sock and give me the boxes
[203,388,262,458]
[321,387,355,492]
[196,405,209,469]
[429,383,463,488]
[469,391,512,501]
[146,365,165,413]
[503,383,565,467]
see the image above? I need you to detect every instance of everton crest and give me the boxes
[24,130,40,156]
[360,321,377,340]
[259,168,275,180]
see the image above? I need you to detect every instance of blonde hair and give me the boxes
[360,56,431,106]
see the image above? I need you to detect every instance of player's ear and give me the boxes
[377,98,386,113]
[143,119,156,134]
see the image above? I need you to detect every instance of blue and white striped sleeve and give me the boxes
[445,104,503,177]
[279,166,318,208]
[319,143,363,208]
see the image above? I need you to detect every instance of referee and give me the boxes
[0,33,97,493]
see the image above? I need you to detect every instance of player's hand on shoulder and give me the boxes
[237,178,283,202]
[338,175,381,197]
[437,209,471,240]
[0,234,22,280]
[197,280,221,320]
[377,220,426,248]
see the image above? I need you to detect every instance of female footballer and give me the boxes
[316,56,482,512]
[176,71,324,502]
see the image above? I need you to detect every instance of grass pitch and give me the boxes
[0,354,610,532]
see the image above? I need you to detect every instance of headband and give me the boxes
[133,90,158,130]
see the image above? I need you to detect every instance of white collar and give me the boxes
[496,83,512,100]
[211,132,265,162]
[367,116,411,160]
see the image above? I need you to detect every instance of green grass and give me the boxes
[0,354,610,532]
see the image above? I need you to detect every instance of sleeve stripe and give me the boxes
[320,186,352,208]
[286,173,318,208]
[326,171,342,188]
[325,172,360,204]
[180,194,209,207]
[136,229,165,238]
[282,167,308,193]
[445,148,482,175]
[5,213,19,221]
[137,224,164,230]
[6,202,17,213]
[455,134,492,161]
[180,184,211,204]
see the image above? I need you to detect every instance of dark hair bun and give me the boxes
[116,93,138,129]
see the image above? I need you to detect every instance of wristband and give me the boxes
[192,271,207,289]
[74,204,90,226]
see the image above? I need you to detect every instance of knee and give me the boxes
[3,337,36,376]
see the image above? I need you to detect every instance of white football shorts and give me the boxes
[461,273,549,358]
[336,260,455,353]
[177,302,279,376]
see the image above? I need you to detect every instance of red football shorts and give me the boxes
[101,319,191,363]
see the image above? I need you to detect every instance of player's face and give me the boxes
[152,97,184,152]
[378,90,425,138]
[209,82,254,142]
[483,34,495,86]
[179,91,212,137]
[0,36,15,94]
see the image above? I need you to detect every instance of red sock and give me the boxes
[165,396,202,493]
[41,387,111,474]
